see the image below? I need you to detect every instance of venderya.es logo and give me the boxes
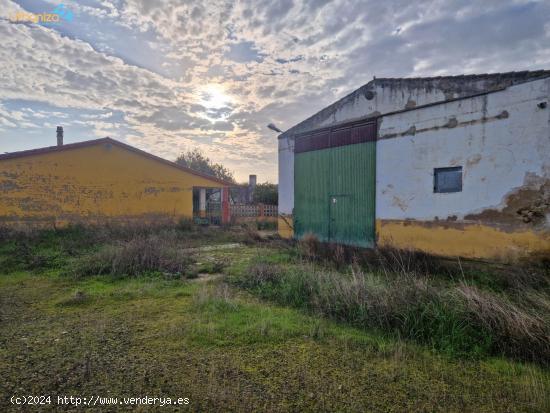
[10,4,74,25]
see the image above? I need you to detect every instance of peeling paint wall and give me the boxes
[277,74,546,238]
[376,77,550,259]
[284,74,546,138]
[0,142,224,226]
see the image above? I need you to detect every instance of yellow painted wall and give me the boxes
[277,215,293,239]
[274,214,549,260]
[376,219,550,261]
[0,142,224,226]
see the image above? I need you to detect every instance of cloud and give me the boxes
[275,55,304,64]
[201,121,235,131]
[1,0,550,181]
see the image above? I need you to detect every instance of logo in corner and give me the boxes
[52,4,74,22]
[10,3,74,25]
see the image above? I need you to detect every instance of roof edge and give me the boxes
[285,87,510,140]
[280,69,550,139]
[0,137,233,186]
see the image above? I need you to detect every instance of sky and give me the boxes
[1,0,550,183]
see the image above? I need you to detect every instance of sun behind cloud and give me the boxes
[199,84,233,111]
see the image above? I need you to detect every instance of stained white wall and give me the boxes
[278,82,462,216]
[316,84,451,128]
[376,78,550,222]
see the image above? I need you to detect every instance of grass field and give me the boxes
[0,224,549,412]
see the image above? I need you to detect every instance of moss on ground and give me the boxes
[0,228,548,412]
[1,268,549,412]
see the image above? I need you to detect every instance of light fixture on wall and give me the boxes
[267,123,283,133]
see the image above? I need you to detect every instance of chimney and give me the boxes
[56,126,63,146]
[248,174,257,203]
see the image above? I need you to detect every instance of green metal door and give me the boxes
[294,127,376,248]
[329,194,352,244]
[294,148,330,242]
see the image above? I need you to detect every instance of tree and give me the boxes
[175,148,235,183]
[253,182,278,205]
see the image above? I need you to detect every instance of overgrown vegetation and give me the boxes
[70,235,195,278]
[1,225,549,411]
[231,235,550,366]
[0,222,255,277]
[3,271,548,412]
[256,219,277,231]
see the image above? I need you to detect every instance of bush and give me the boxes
[458,284,549,362]
[297,236,454,275]
[71,235,194,278]
[0,222,250,276]
[297,233,321,259]
[243,262,284,287]
[241,228,263,245]
[256,220,277,231]
[176,218,195,232]
[233,260,549,364]
[369,246,453,277]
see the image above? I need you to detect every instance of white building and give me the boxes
[278,71,550,260]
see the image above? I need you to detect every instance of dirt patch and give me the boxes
[193,273,225,283]
[183,243,242,253]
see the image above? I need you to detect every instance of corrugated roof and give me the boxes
[280,70,550,139]
[0,137,233,186]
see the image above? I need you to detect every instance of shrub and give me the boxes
[296,236,461,277]
[71,235,193,278]
[176,218,195,232]
[297,233,321,259]
[243,262,284,287]
[369,246,453,277]
[1,239,57,272]
[457,284,550,362]
[233,260,549,364]
[256,220,277,231]
[242,228,263,245]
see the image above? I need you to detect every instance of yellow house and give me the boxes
[0,137,232,227]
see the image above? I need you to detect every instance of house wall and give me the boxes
[277,76,520,238]
[278,134,294,237]
[0,141,224,226]
[376,78,550,260]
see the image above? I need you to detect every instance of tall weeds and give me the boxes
[0,222,257,276]
[235,255,550,365]
[71,235,193,278]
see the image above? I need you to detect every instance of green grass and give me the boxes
[229,247,550,365]
[0,227,549,411]
[1,271,549,412]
